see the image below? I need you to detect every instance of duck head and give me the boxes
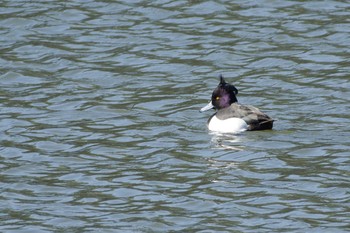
[200,75,238,112]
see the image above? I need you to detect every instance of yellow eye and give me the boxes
[216,96,220,100]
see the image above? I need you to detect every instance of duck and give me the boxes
[200,75,274,133]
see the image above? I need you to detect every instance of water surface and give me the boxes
[1,0,350,232]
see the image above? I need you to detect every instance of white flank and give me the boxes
[208,116,248,133]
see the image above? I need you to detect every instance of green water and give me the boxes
[1,0,350,232]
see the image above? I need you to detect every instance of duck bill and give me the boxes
[200,101,214,112]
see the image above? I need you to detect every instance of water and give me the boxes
[1,0,350,232]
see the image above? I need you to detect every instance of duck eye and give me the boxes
[215,96,220,100]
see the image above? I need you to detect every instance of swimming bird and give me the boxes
[200,75,274,133]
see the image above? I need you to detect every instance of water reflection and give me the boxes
[1,0,350,232]
[210,132,246,151]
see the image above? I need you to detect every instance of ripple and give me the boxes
[1,0,350,232]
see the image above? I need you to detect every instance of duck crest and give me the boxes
[219,74,238,95]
